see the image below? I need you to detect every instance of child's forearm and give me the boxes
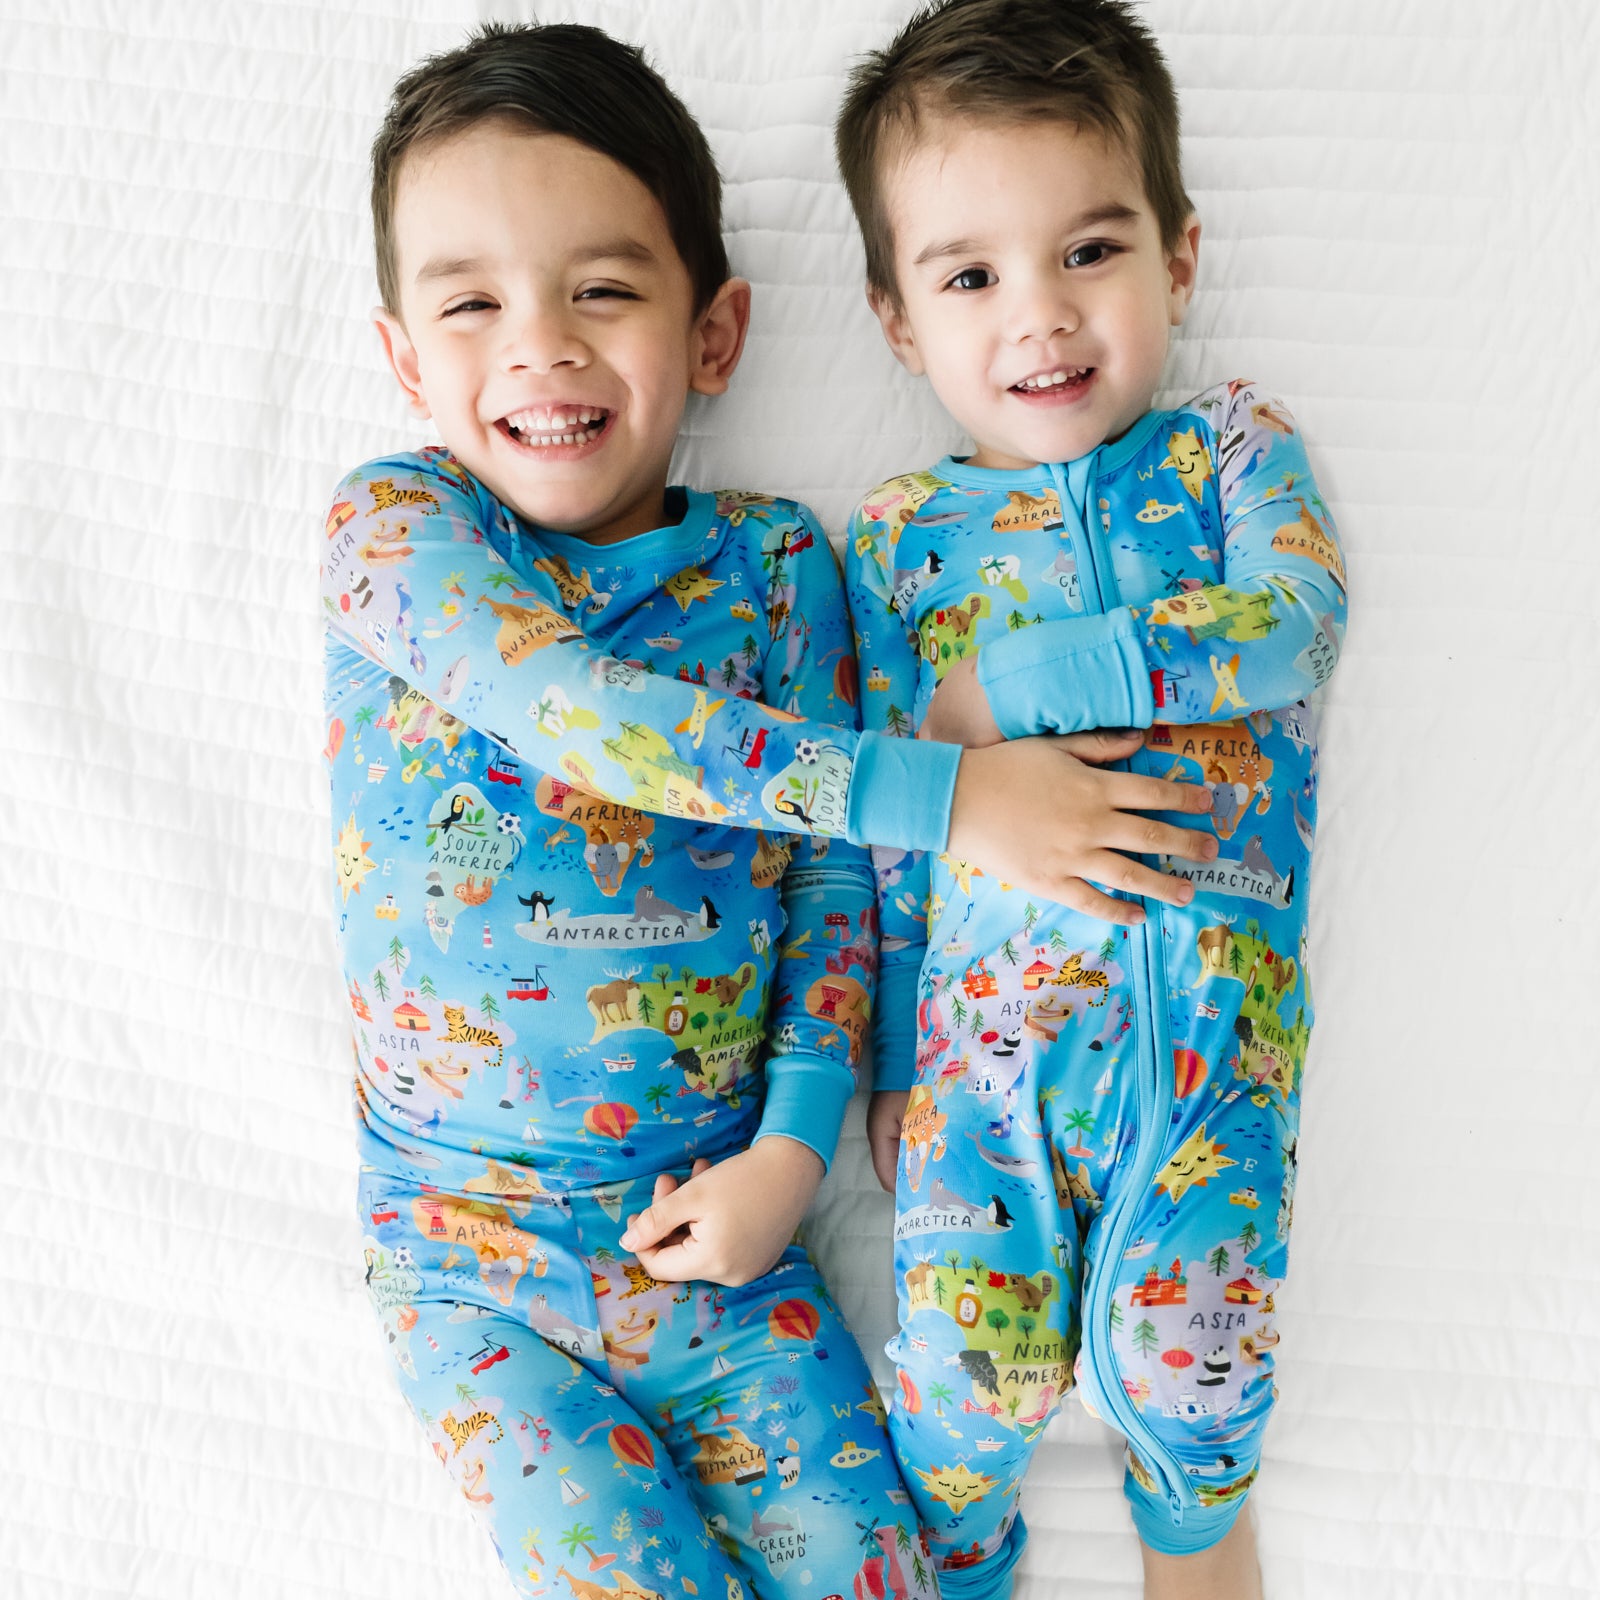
[321,452,960,846]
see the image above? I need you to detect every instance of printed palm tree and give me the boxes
[520,1527,544,1564]
[1062,1108,1096,1158]
[558,1521,609,1568]
[927,1382,953,1417]
[644,1083,670,1116]
[696,1388,731,1419]
[353,703,377,733]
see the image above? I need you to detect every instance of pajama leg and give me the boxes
[575,1189,939,1600]
[885,1075,1088,1599]
[359,1170,752,1600]
[395,1300,749,1598]
[1082,958,1303,1556]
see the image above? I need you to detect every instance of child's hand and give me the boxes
[947,736,1218,924]
[919,655,1004,747]
[867,1089,909,1193]
[619,1137,825,1287]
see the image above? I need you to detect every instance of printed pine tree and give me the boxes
[1131,1319,1160,1357]
[1208,1245,1231,1276]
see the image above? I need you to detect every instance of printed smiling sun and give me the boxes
[915,1463,999,1511]
[662,566,725,613]
[334,814,376,903]
[1155,1123,1237,1203]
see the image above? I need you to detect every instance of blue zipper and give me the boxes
[1047,458,1197,1523]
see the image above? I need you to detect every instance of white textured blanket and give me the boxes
[2,3,1595,1596]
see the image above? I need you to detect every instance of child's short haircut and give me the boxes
[371,21,729,317]
[835,0,1192,304]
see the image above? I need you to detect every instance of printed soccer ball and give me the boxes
[794,738,820,765]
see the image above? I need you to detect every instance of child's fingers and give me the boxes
[1047,877,1149,924]
[869,1135,898,1194]
[1053,728,1145,764]
[1078,852,1199,909]
[620,1188,694,1253]
[1103,769,1213,815]
[1105,816,1219,863]
[632,1236,702,1283]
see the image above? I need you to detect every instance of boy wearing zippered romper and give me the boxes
[836,3,1347,1595]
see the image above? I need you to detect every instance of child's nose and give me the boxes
[500,302,589,373]
[1003,269,1081,344]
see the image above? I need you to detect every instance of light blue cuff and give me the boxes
[976,610,1157,737]
[755,1059,855,1172]
[869,962,920,1092]
[846,731,960,853]
[1125,1471,1245,1555]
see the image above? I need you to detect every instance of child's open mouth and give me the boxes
[498,406,613,450]
[1011,367,1094,401]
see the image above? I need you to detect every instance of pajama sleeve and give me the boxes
[844,499,933,1095]
[975,383,1348,734]
[752,506,880,1169]
[320,449,960,846]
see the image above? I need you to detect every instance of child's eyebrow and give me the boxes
[415,255,488,284]
[911,203,1143,268]
[573,237,661,268]
[413,240,660,286]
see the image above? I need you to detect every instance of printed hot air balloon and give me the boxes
[583,1100,638,1156]
[1173,1047,1208,1099]
[898,1369,922,1415]
[768,1297,826,1359]
[608,1423,655,1472]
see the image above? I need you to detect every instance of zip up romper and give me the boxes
[845,381,1347,1588]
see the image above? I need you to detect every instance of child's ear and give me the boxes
[373,308,432,419]
[689,278,752,396]
[1166,216,1203,327]
[868,285,925,377]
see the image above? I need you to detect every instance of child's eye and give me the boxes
[946,267,996,292]
[576,285,639,302]
[1066,243,1115,268]
[440,298,494,317]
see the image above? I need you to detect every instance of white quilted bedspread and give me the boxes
[2,3,1596,1596]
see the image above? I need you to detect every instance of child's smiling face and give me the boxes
[376,122,746,543]
[871,116,1200,470]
